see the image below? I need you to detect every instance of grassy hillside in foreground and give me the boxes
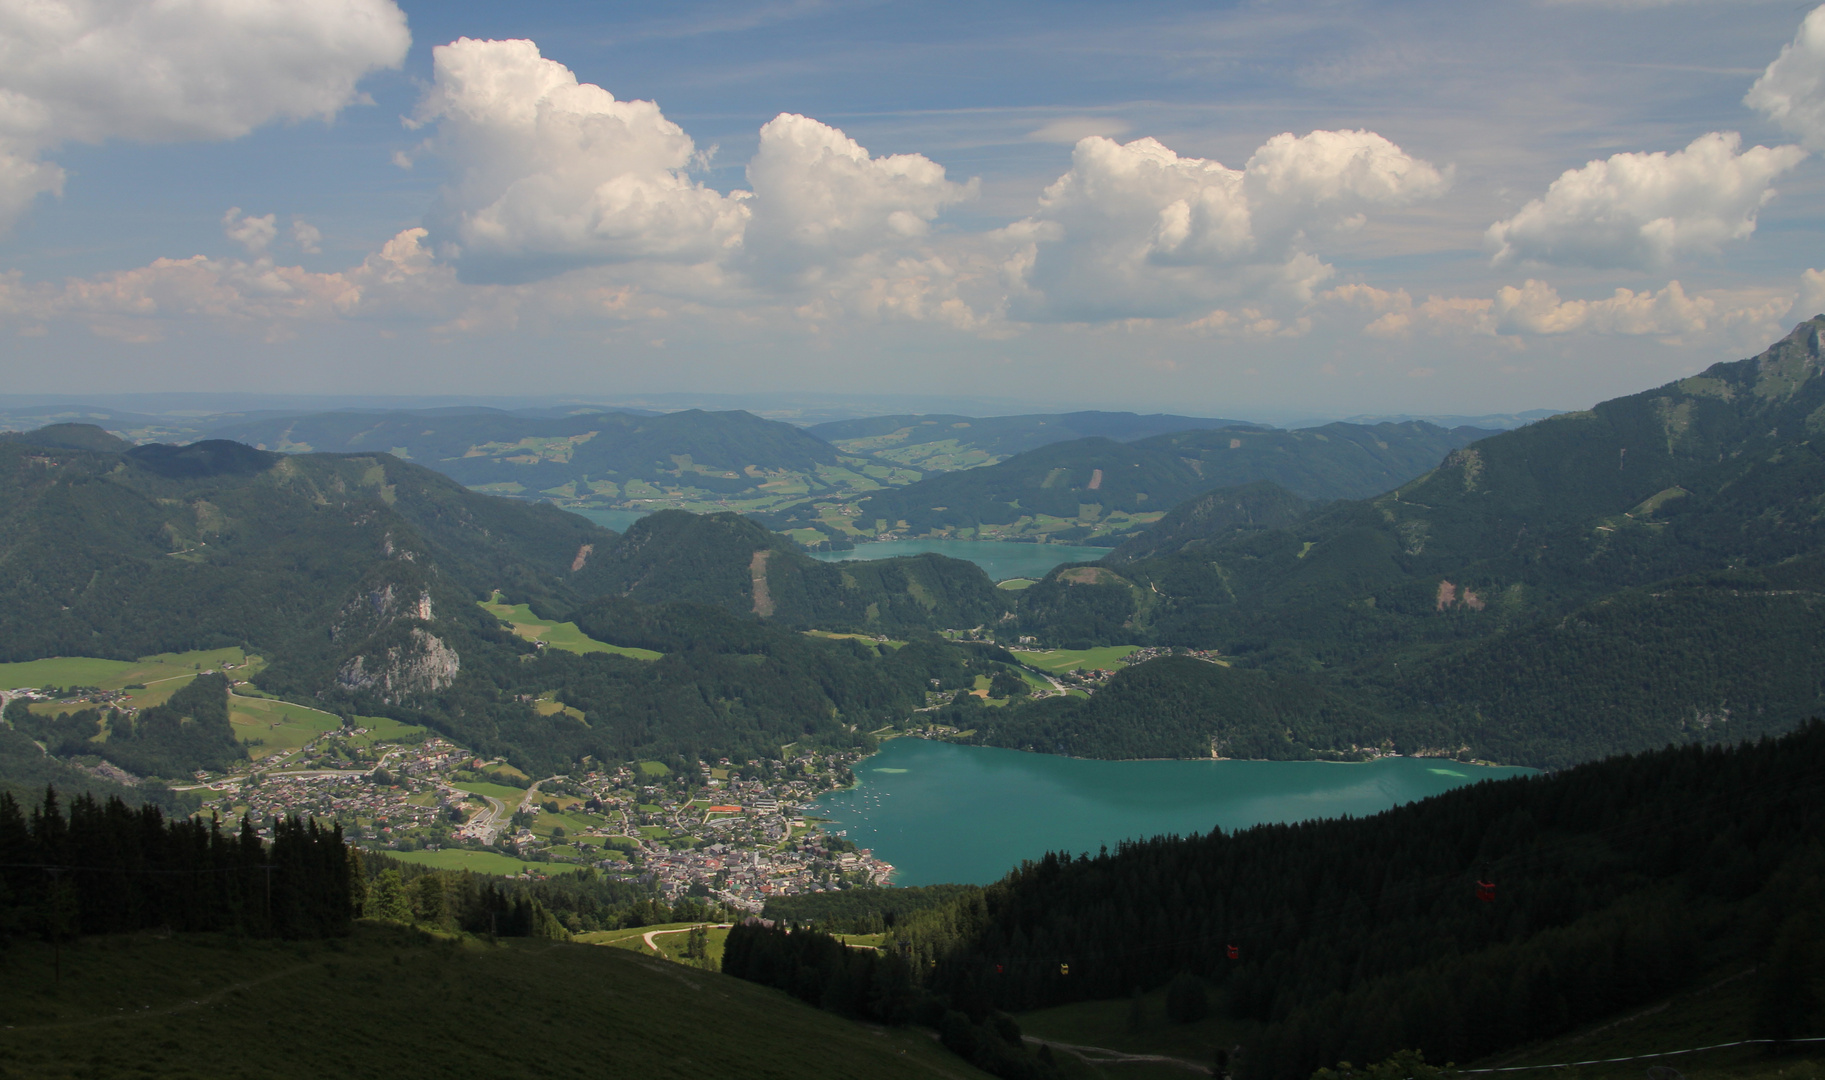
[0,923,992,1080]
[1013,960,1824,1080]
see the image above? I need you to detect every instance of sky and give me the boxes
[4,0,1825,419]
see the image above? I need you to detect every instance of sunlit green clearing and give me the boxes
[1010,645,1140,672]
[478,597,660,660]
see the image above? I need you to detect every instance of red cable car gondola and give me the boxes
[1476,873,1496,903]
[1226,944,1239,960]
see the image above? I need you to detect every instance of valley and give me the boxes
[4,321,1825,1080]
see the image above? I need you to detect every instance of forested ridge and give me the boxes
[982,319,1825,767]
[828,420,1488,541]
[0,430,1016,783]
[721,725,1825,1078]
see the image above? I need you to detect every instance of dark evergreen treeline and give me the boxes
[761,883,982,933]
[881,723,1825,1078]
[0,788,351,942]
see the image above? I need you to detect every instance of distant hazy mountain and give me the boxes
[1277,408,1566,431]
[808,410,1260,471]
[204,407,856,508]
[835,420,1490,543]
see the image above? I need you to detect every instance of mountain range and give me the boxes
[803,419,1492,545]
[983,317,1825,767]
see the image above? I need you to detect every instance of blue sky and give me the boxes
[4,0,1825,418]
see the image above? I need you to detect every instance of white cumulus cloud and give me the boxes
[1002,130,1447,322]
[1331,278,1790,343]
[415,37,750,283]
[0,0,410,232]
[742,112,975,281]
[222,208,277,254]
[1747,5,1825,150]
[1485,133,1806,271]
[1792,267,1825,321]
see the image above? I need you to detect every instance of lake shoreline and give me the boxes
[812,740,1537,885]
[890,734,1529,771]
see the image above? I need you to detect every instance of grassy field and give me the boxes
[1016,979,1247,1071]
[454,781,528,803]
[580,921,732,968]
[0,647,253,693]
[996,578,1036,590]
[534,809,602,835]
[652,925,731,967]
[804,630,906,648]
[0,925,992,1080]
[347,714,426,747]
[478,597,661,660]
[229,694,344,758]
[378,848,549,876]
[1011,645,1139,673]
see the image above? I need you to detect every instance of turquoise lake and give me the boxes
[807,739,1535,886]
[808,537,1110,581]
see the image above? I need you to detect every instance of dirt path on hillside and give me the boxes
[1023,1036,1210,1073]
[2,963,314,1032]
[750,550,775,616]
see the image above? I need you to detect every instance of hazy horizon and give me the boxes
[6,1,1825,417]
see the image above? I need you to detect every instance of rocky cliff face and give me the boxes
[335,627,460,703]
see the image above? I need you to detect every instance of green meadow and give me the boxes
[347,714,427,747]
[5,648,265,721]
[478,596,661,660]
[453,781,528,803]
[1011,645,1140,673]
[229,694,344,757]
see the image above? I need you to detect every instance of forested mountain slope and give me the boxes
[846,420,1490,542]
[0,431,1011,778]
[1104,481,1311,563]
[998,319,1825,766]
[574,508,1010,633]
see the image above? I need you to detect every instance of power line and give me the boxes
[1456,1035,1825,1073]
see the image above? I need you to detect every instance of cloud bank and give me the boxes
[1002,130,1448,322]
[0,0,410,232]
